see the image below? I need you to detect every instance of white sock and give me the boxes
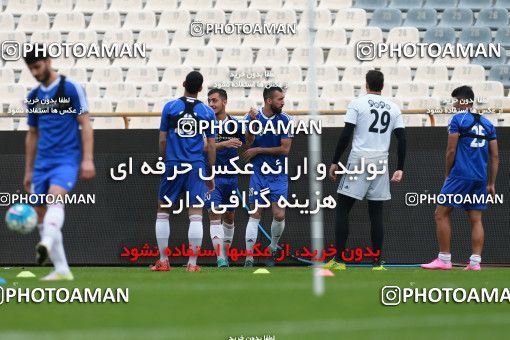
[155,212,170,260]
[438,252,451,264]
[42,203,69,274]
[469,254,481,267]
[269,219,285,251]
[245,217,259,261]
[188,215,203,266]
[222,222,235,260]
[210,220,224,260]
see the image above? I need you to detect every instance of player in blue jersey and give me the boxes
[422,86,499,271]
[23,46,95,281]
[205,88,246,267]
[151,71,216,273]
[242,86,293,267]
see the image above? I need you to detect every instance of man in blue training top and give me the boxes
[23,45,95,281]
[242,86,293,267]
[151,71,216,273]
[422,86,499,271]
[205,88,246,268]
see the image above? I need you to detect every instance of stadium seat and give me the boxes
[200,66,230,87]
[171,30,205,48]
[52,12,86,31]
[414,65,448,83]
[296,98,331,111]
[315,28,347,48]
[125,66,159,83]
[0,118,15,131]
[18,68,38,88]
[57,67,88,83]
[495,0,510,8]
[151,98,168,112]
[476,8,509,29]
[471,53,507,69]
[362,54,397,67]
[214,0,248,10]
[144,0,177,11]
[254,47,289,66]
[489,65,510,87]
[88,12,121,31]
[66,30,98,45]
[403,8,437,30]
[230,9,262,24]
[439,9,474,29]
[90,67,123,84]
[285,83,313,99]
[369,9,402,31]
[249,0,283,10]
[423,27,456,46]
[266,9,297,25]
[104,83,137,99]
[321,82,355,99]
[109,0,143,12]
[139,82,171,99]
[459,27,492,45]
[39,0,73,13]
[179,0,212,10]
[0,68,15,84]
[342,66,374,82]
[74,0,107,12]
[451,65,486,82]
[226,98,256,112]
[158,10,191,31]
[0,13,15,32]
[380,65,412,83]
[129,116,161,129]
[488,96,510,110]
[0,32,26,45]
[208,34,242,49]
[395,82,429,99]
[407,97,441,110]
[17,13,50,31]
[312,66,340,83]
[0,84,28,101]
[103,30,134,46]
[183,46,218,67]
[277,29,308,48]
[298,8,332,29]
[195,9,227,24]
[333,9,367,30]
[325,46,359,67]
[318,0,352,10]
[30,31,62,44]
[423,0,457,10]
[289,47,324,67]
[495,27,510,48]
[354,0,387,10]
[146,47,182,68]
[472,81,504,98]
[271,65,303,83]
[332,97,353,110]
[137,29,169,49]
[123,11,156,30]
[115,98,148,113]
[359,83,392,97]
[388,0,421,10]
[284,0,317,11]
[88,98,113,112]
[226,87,247,99]
[112,55,142,70]
[433,55,470,68]
[91,117,125,129]
[242,34,277,49]
[349,27,383,45]
[51,54,76,68]
[83,83,100,98]
[4,0,38,14]
[431,81,461,99]
[162,66,194,87]
[458,0,491,11]
[3,59,27,71]
[218,47,253,67]
[386,27,420,44]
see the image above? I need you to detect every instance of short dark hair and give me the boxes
[184,71,203,94]
[207,88,227,100]
[366,70,384,92]
[23,44,49,65]
[263,86,284,101]
[451,85,475,103]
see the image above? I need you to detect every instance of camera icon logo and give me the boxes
[381,286,401,306]
[405,193,419,207]
[356,40,376,61]
[177,116,197,138]
[190,21,205,37]
[1,41,21,61]
[0,193,11,207]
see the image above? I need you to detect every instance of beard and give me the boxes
[270,104,282,114]
[36,67,51,84]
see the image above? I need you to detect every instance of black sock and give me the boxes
[368,200,384,264]
[334,194,356,262]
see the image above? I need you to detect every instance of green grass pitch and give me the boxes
[0,266,509,339]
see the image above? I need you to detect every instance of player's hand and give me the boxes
[80,159,96,180]
[23,172,32,193]
[206,179,215,193]
[487,184,496,197]
[248,107,257,121]
[224,138,243,148]
[242,148,259,162]
[390,170,403,183]
[329,163,339,181]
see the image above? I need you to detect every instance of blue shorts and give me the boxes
[439,176,487,210]
[158,161,208,206]
[248,173,288,205]
[32,163,79,205]
[205,176,238,212]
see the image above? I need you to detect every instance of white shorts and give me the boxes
[336,155,391,201]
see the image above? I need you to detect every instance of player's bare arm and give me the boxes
[487,139,499,197]
[244,107,258,147]
[24,126,38,193]
[216,138,243,150]
[445,133,459,179]
[242,138,292,162]
[77,113,96,180]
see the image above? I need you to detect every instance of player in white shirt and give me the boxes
[325,70,407,271]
